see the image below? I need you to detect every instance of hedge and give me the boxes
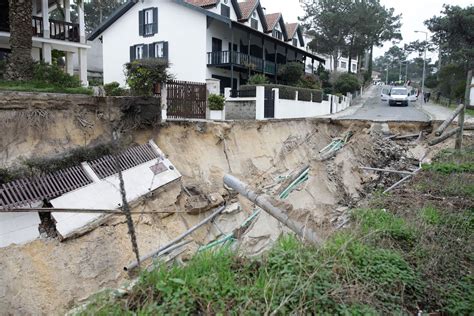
[240,84,323,103]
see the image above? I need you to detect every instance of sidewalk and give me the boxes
[323,85,376,119]
[420,101,474,124]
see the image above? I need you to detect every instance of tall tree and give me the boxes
[425,4,474,71]
[302,0,354,72]
[5,0,34,81]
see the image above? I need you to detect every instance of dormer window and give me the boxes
[293,38,298,46]
[221,4,230,18]
[273,30,282,40]
[252,11,257,18]
[251,18,258,30]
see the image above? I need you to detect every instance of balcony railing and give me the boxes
[31,16,80,42]
[207,51,278,75]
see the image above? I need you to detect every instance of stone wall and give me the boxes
[225,100,256,120]
[0,91,160,167]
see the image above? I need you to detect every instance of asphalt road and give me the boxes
[342,86,430,122]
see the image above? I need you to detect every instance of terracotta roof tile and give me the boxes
[185,0,219,7]
[285,23,298,39]
[264,13,281,32]
[238,0,258,20]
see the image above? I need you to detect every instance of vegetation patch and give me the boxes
[0,80,92,95]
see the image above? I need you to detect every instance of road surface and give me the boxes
[340,85,430,122]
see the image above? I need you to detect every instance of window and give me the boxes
[135,45,144,60]
[221,4,230,17]
[251,18,258,30]
[139,8,157,37]
[144,9,154,35]
[340,61,347,69]
[252,11,257,18]
[352,64,356,72]
[292,38,298,46]
[272,30,282,40]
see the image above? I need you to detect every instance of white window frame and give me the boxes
[340,61,347,69]
[135,45,144,60]
[144,8,154,35]
[155,42,164,58]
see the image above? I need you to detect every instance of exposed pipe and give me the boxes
[223,174,322,245]
[124,204,226,271]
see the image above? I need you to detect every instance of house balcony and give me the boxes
[0,17,80,43]
[207,51,277,76]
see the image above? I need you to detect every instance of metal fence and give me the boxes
[0,166,92,209]
[88,143,159,179]
[167,80,207,119]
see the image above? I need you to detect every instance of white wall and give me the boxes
[51,143,181,239]
[102,0,207,85]
[0,213,41,248]
[275,97,331,119]
[75,38,103,73]
[207,1,238,21]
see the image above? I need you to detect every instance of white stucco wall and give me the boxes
[275,97,331,119]
[74,38,103,73]
[101,0,207,85]
[0,213,41,248]
[207,1,238,21]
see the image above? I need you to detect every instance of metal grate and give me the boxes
[88,143,159,179]
[0,166,92,209]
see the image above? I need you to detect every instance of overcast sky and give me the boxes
[262,0,472,60]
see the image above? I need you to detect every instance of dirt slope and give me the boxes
[0,119,430,315]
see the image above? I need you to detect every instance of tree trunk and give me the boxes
[347,36,354,74]
[367,45,374,78]
[5,0,34,81]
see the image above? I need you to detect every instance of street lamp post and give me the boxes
[415,30,428,103]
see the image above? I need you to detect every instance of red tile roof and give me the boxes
[238,0,259,20]
[264,13,281,32]
[185,0,219,7]
[285,23,298,39]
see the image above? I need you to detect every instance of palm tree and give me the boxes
[5,0,34,81]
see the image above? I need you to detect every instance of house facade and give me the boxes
[0,0,90,85]
[89,0,325,92]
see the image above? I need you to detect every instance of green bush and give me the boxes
[248,74,269,85]
[278,62,304,86]
[0,60,5,79]
[103,81,127,96]
[208,94,225,110]
[298,73,321,90]
[125,59,172,96]
[32,62,81,87]
[334,73,360,95]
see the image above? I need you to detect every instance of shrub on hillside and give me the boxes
[125,59,172,96]
[278,62,304,86]
[334,73,360,95]
[208,94,225,111]
[33,62,81,87]
[104,81,128,96]
[248,74,269,85]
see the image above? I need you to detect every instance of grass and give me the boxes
[77,150,474,315]
[0,80,92,95]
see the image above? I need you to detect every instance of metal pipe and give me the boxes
[124,204,226,271]
[360,167,414,176]
[0,208,189,214]
[224,174,322,245]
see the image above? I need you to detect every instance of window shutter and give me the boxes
[143,44,148,58]
[138,10,144,36]
[152,8,158,34]
[163,42,169,59]
[148,44,155,58]
[130,45,135,61]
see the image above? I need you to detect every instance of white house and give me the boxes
[88,0,325,92]
[0,0,90,85]
[303,34,359,74]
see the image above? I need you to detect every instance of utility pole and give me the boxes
[415,30,428,103]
